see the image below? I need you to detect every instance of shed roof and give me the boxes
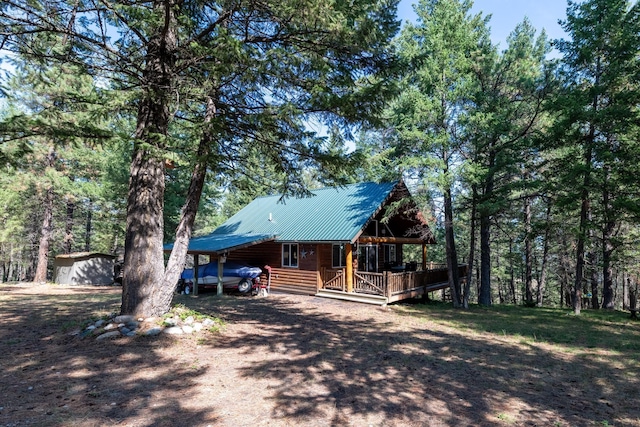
[54,252,115,260]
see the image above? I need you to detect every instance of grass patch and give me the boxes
[163,303,226,332]
[399,302,640,353]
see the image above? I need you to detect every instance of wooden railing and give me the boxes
[321,268,345,291]
[320,265,468,302]
[354,272,385,294]
[387,270,427,297]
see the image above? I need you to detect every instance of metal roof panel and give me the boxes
[211,181,397,242]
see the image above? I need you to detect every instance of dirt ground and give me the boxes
[0,284,638,427]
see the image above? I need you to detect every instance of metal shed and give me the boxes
[54,252,116,285]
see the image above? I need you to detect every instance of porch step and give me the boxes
[315,289,388,306]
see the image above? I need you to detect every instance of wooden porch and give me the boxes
[317,264,468,305]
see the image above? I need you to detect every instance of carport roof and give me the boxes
[163,233,277,254]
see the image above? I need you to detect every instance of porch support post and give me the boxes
[346,243,353,293]
[193,253,199,296]
[422,243,427,271]
[217,255,224,296]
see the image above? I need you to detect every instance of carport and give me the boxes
[164,233,276,295]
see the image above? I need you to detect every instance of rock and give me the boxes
[120,327,131,335]
[182,325,194,334]
[184,316,195,324]
[202,318,215,327]
[114,315,135,324]
[163,318,178,327]
[104,323,117,331]
[96,331,122,340]
[94,319,105,328]
[125,331,137,337]
[144,327,163,336]
[126,321,140,329]
[86,325,96,331]
[193,323,203,332]
[163,326,184,335]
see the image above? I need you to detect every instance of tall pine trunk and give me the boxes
[463,185,478,309]
[64,197,74,254]
[34,147,56,283]
[537,203,552,306]
[160,97,214,309]
[524,193,534,305]
[121,0,177,317]
[478,151,495,306]
[444,185,461,307]
[85,199,92,252]
[600,163,616,309]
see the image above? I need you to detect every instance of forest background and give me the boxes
[0,0,639,316]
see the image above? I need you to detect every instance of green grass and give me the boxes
[400,301,640,353]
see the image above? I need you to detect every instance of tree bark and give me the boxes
[64,197,74,254]
[537,203,551,307]
[121,0,177,317]
[478,151,495,306]
[34,147,56,283]
[443,184,461,307]
[601,166,616,309]
[160,97,215,309]
[85,199,92,252]
[524,193,534,305]
[509,238,516,304]
[478,208,492,306]
[463,185,477,309]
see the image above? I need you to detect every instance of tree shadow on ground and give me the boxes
[192,295,640,427]
[0,286,219,427]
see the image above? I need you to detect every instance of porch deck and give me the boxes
[317,264,468,305]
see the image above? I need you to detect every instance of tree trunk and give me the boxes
[85,199,92,252]
[574,55,600,315]
[601,168,615,309]
[509,238,516,304]
[537,203,551,307]
[463,185,477,309]
[478,153,494,306]
[443,185,461,307]
[524,193,534,305]
[121,0,177,317]
[64,197,74,254]
[34,147,56,283]
[478,210,492,306]
[160,97,215,308]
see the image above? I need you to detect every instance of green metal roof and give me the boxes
[164,233,277,253]
[211,181,397,243]
[164,181,402,254]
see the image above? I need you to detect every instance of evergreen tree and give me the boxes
[550,0,640,314]
[1,0,400,316]
[391,0,490,308]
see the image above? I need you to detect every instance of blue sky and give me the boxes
[397,0,569,50]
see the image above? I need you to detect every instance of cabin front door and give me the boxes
[359,244,378,273]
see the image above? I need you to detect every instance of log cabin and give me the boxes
[165,180,466,305]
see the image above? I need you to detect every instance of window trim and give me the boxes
[383,243,397,264]
[282,243,299,268]
[332,243,348,268]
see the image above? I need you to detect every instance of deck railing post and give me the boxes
[385,271,392,299]
[345,243,353,293]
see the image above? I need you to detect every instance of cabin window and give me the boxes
[383,244,397,264]
[332,244,348,268]
[282,243,298,268]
